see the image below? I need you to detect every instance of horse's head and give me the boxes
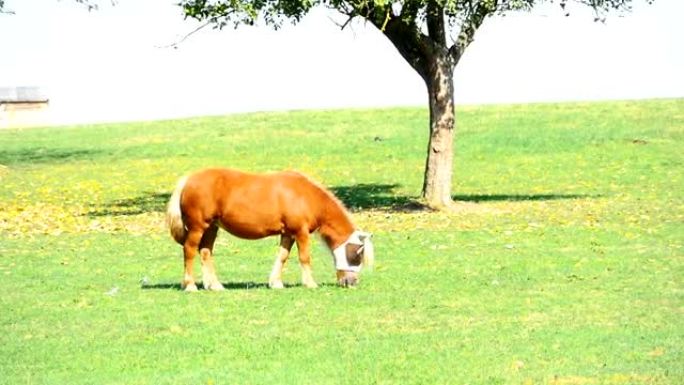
[332,231,374,287]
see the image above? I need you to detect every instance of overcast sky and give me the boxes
[1,0,682,124]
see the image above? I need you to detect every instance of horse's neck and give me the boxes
[319,200,355,249]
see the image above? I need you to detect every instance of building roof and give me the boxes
[0,87,49,103]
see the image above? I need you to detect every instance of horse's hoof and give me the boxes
[269,280,285,289]
[207,282,224,291]
[183,283,199,292]
[304,281,319,289]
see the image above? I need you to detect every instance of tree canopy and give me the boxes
[180,1,654,40]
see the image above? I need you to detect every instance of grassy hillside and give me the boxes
[0,99,682,384]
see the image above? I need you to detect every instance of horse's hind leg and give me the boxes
[269,235,294,289]
[295,232,318,289]
[182,229,204,292]
[199,224,224,291]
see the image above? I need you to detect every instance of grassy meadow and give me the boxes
[0,99,682,384]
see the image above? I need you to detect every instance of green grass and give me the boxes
[0,99,682,384]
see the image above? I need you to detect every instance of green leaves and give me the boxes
[178,0,651,31]
[180,0,319,29]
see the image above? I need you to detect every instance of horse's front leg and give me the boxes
[295,232,318,289]
[199,224,224,291]
[269,235,294,289]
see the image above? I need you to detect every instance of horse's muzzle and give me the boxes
[337,272,359,288]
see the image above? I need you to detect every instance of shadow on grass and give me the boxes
[453,193,595,202]
[330,183,427,212]
[142,281,341,291]
[0,148,103,165]
[142,282,269,291]
[91,184,427,216]
[88,185,596,218]
[88,192,171,217]
[331,184,595,211]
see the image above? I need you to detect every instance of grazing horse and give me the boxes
[166,168,374,291]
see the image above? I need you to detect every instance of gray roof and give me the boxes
[0,87,49,103]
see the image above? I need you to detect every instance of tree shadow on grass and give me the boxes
[86,183,429,217]
[330,184,596,211]
[453,193,596,202]
[330,183,427,212]
[88,185,596,218]
[0,148,103,166]
[88,192,171,217]
[94,184,428,216]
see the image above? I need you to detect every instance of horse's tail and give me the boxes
[166,175,188,245]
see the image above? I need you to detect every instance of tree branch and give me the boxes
[156,20,213,49]
[426,0,446,46]
[449,0,497,64]
[382,11,432,81]
[330,11,355,30]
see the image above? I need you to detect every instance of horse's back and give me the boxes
[181,168,327,239]
[184,168,318,204]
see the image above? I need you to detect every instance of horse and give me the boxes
[165,168,374,291]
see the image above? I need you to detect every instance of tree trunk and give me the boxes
[379,10,458,210]
[422,54,455,209]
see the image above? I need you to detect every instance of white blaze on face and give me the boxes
[332,230,372,272]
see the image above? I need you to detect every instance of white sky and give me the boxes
[1,0,682,125]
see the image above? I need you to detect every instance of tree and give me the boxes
[179,0,654,209]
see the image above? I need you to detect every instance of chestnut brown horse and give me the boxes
[166,168,374,291]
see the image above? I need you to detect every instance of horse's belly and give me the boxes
[216,216,282,240]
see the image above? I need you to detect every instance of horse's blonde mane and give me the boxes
[288,170,356,228]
